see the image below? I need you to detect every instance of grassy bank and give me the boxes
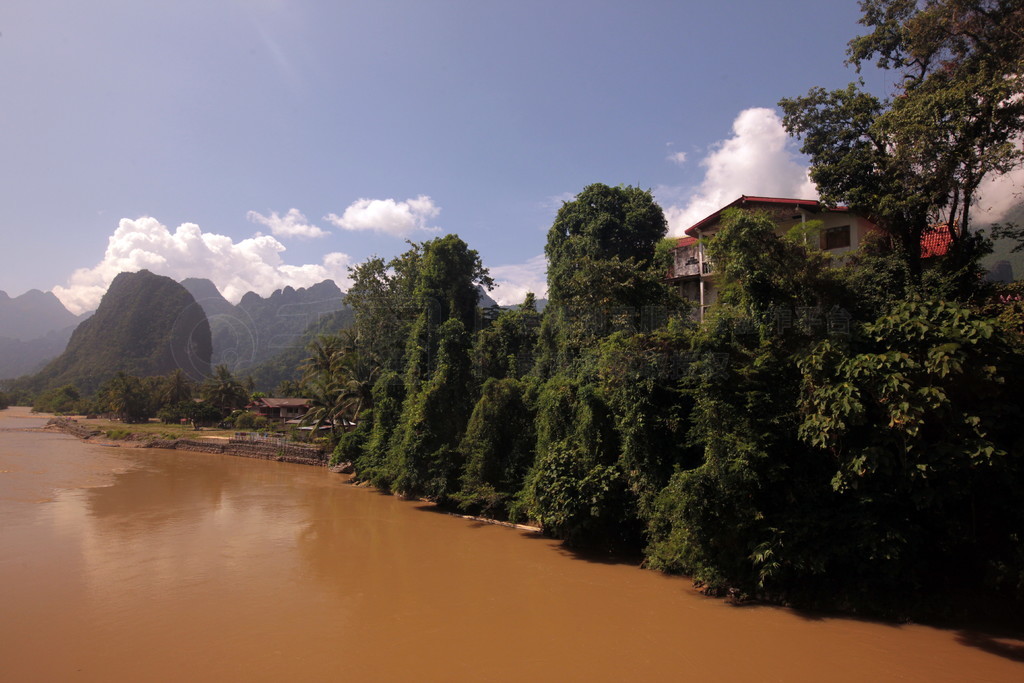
[66,415,238,441]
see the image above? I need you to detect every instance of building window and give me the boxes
[823,225,851,250]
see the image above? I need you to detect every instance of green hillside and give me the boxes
[22,270,211,394]
[246,307,355,392]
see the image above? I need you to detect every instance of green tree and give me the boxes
[392,318,475,500]
[472,299,542,381]
[354,370,406,489]
[346,251,421,374]
[32,384,84,414]
[299,330,378,440]
[798,297,1024,599]
[331,331,379,424]
[274,378,306,398]
[301,376,349,438]
[413,234,493,331]
[101,371,152,423]
[538,184,679,372]
[201,364,248,416]
[456,377,537,517]
[546,183,669,304]
[160,368,194,407]
[520,374,641,547]
[780,0,1024,279]
[345,236,490,384]
[181,400,222,429]
[300,333,346,384]
[595,325,698,520]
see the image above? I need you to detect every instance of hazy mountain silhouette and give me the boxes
[0,288,84,341]
[181,278,348,371]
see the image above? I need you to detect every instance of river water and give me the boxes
[1,407,1022,682]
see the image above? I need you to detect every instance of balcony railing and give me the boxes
[672,245,700,277]
[671,245,713,278]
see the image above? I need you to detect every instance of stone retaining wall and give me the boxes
[225,439,327,465]
[171,439,227,454]
[145,438,326,465]
[45,417,101,439]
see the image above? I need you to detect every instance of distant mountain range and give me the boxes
[0,288,85,341]
[180,278,350,372]
[0,289,90,379]
[0,276,356,383]
[0,327,80,380]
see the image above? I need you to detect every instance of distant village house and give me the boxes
[245,397,311,424]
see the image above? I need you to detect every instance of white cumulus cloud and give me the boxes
[52,217,352,315]
[488,254,548,306]
[324,195,441,237]
[667,151,688,165]
[246,208,328,238]
[659,107,817,236]
[975,162,1024,224]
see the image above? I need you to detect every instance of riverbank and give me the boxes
[40,411,542,533]
[44,416,329,467]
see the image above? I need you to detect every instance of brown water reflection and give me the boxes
[1,407,1022,682]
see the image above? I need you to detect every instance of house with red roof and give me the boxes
[668,196,878,317]
[666,196,961,318]
[245,397,311,424]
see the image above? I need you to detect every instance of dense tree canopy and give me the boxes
[780,0,1024,275]
[546,183,670,308]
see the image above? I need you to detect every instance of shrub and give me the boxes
[233,411,259,431]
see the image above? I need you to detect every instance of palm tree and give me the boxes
[104,371,149,423]
[161,369,193,406]
[299,330,378,438]
[332,341,378,424]
[201,364,248,416]
[301,376,348,439]
[300,334,346,383]
[274,379,305,398]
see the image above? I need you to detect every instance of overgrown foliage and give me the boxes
[780,0,1024,278]
[456,377,536,517]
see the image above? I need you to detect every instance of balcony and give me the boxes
[672,245,701,278]
[671,244,713,278]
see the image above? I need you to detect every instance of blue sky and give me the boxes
[0,1,917,312]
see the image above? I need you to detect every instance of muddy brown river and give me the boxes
[1,407,1022,682]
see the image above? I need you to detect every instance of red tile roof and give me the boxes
[921,224,953,258]
[684,196,847,237]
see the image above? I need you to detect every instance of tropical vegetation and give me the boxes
[9,0,1022,620]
